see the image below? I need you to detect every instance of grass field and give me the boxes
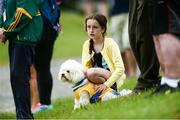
[0,10,87,66]
[0,77,180,119]
[53,11,87,59]
[0,10,180,119]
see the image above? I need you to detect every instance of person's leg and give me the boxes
[35,25,57,105]
[129,0,160,93]
[9,43,34,119]
[123,49,137,78]
[29,65,40,112]
[154,34,180,78]
[110,14,125,49]
[97,0,109,17]
[82,0,93,16]
[111,14,132,78]
[86,68,111,84]
[153,33,180,93]
[122,16,137,78]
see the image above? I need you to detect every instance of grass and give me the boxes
[0,10,87,66]
[0,77,180,119]
[0,43,8,66]
[53,11,87,59]
[0,10,180,119]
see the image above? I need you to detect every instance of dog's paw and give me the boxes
[74,105,80,110]
[79,91,90,108]
[74,99,81,110]
[79,97,90,108]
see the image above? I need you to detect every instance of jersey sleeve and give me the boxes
[3,0,41,38]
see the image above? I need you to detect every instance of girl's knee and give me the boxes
[86,68,97,79]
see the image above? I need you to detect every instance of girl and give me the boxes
[82,14,126,92]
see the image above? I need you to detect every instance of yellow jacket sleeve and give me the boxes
[102,38,126,89]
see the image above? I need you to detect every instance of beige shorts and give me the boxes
[110,13,130,52]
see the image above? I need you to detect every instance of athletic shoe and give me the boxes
[153,81,180,95]
[32,104,53,114]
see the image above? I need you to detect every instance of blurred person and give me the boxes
[56,0,62,8]
[82,13,126,92]
[0,0,43,118]
[82,0,109,17]
[0,0,3,27]
[110,0,137,78]
[149,0,180,93]
[32,0,61,113]
[129,0,160,93]
[0,0,41,113]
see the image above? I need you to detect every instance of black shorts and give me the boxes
[149,0,180,35]
[84,0,107,3]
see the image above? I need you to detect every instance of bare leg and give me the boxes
[82,0,93,16]
[122,49,137,78]
[29,65,40,111]
[86,68,111,84]
[97,1,109,17]
[153,33,180,78]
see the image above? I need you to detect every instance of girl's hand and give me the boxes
[96,84,107,93]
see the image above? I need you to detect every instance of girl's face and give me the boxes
[86,19,104,40]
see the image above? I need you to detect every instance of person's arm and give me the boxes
[103,39,126,88]
[3,0,41,38]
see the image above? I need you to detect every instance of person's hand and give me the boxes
[96,84,107,93]
[0,28,7,43]
[0,34,6,43]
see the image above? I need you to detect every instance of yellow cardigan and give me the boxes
[82,37,126,90]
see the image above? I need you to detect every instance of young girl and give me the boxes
[82,14,126,92]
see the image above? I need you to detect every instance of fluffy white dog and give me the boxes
[58,59,131,110]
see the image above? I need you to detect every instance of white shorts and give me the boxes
[110,13,130,52]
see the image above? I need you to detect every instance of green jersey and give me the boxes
[3,0,44,46]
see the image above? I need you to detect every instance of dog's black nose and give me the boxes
[61,73,65,76]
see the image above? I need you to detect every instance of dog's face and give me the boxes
[58,60,85,84]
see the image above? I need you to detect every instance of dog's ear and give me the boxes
[58,63,66,81]
[58,70,62,81]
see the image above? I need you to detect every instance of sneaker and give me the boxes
[32,104,53,114]
[153,81,180,95]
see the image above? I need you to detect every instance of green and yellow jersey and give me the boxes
[3,0,44,46]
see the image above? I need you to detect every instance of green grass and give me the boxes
[53,11,87,59]
[1,78,180,119]
[0,10,87,66]
[0,43,9,66]
[0,10,180,119]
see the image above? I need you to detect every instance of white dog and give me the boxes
[58,59,131,110]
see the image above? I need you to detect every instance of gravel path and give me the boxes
[0,58,80,112]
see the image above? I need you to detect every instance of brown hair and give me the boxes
[85,13,107,54]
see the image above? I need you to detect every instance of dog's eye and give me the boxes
[67,70,70,73]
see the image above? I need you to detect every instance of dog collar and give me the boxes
[72,78,87,92]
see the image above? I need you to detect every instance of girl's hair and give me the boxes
[85,13,107,54]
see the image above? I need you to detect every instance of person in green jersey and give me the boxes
[0,0,43,119]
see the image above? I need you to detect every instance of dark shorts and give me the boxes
[84,0,107,3]
[149,0,180,35]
